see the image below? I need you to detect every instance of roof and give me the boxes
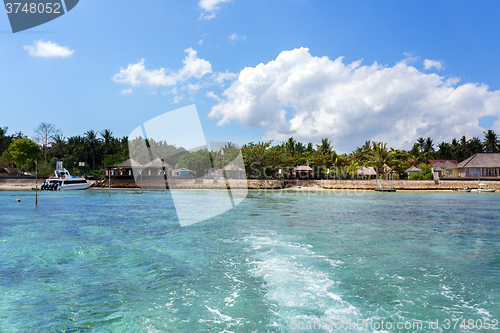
[381,165,394,173]
[172,168,194,173]
[112,158,142,168]
[223,164,245,171]
[355,166,377,176]
[433,166,444,171]
[457,153,500,168]
[293,165,313,171]
[0,167,12,173]
[143,158,171,169]
[406,166,421,172]
[430,160,459,169]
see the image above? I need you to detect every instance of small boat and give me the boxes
[41,168,90,191]
[454,187,471,192]
[478,183,497,193]
[375,189,396,192]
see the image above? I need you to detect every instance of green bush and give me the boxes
[425,173,434,180]
[89,169,105,180]
[409,173,423,180]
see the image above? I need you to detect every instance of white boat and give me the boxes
[478,183,497,193]
[42,168,90,191]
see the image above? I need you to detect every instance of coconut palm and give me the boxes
[367,142,396,173]
[417,137,425,153]
[85,130,99,171]
[483,129,499,153]
[100,129,113,160]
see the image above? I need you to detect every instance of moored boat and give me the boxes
[41,164,90,191]
[454,187,472,192]
[477,183,497,193]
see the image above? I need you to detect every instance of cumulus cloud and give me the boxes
[208,47,500,152]
[212,70,239,84]
[112,48,212,89]
[199,0,231,19]
[23,40,74,58]
[229,33,246,44]
[424,59,443,71]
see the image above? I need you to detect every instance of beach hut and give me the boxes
[355,166,377,179]
[406,166,421,176]
[292,165,313,179]
[206,167,221,178]
[222,164,246,179]
[106,158,142,176]
[142,158,172,176]
[171,168,196,178]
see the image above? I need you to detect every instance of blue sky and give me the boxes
[2,0,500,152]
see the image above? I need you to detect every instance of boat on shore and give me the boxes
[478,183,497,193]
[454,187,472,192]
[41,168,90,191]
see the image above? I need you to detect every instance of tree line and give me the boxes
[1,122,499,179]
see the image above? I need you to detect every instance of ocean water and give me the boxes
[0,190,498,332]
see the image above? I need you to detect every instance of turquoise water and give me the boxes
[0,190,499,332]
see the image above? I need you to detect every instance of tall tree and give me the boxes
[483,129,499,153]
[85,130,99,171]
[417,137,425,153]
[424,137,434,153]
[0,127,9,154]
[317,138,332,156]
[7,138,42,170]
[100,129,113,160]
[33,123,62,162]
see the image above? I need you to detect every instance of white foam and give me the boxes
[246,235,360,327]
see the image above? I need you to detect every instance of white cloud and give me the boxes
[199,39,204,45]
[208,47,500,152]
[112,48,212,89]
[212,70,239,84]
[199,0,231,19]
[23,40,74,58]
[206,91,223,102]
[229,33,246,44]
[173,95,184,104]
[184,83,202,91]
[121,88,133,94]
[424,59,443,71]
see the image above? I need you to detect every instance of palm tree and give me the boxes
[285,137,296,157]
[367,142,395,174]
[417,137,425,153]
[437,142,452,160]
[85,130,98,171]
[100,129,113,160]
[0,127,9,154]
[483,129,499,153]
[424,137,434,153]
[317,138,332,156]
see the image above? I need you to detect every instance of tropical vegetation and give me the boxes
[1,123,499,180]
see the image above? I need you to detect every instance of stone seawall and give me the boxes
[6,177,496,191]
[101,178,500,190]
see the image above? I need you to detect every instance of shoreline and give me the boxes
[0,185,493,193]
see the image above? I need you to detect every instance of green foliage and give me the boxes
[89,169,105,180]
[49,157,59,168]
[63,155,79,172]
[409,173,424,180]
[102,154,124,167]
[419,163,432,175]
[7,138,41,169]
[177,148,212,176]
[425,173,434,180]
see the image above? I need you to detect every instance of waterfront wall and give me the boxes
[3,177,500,191]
